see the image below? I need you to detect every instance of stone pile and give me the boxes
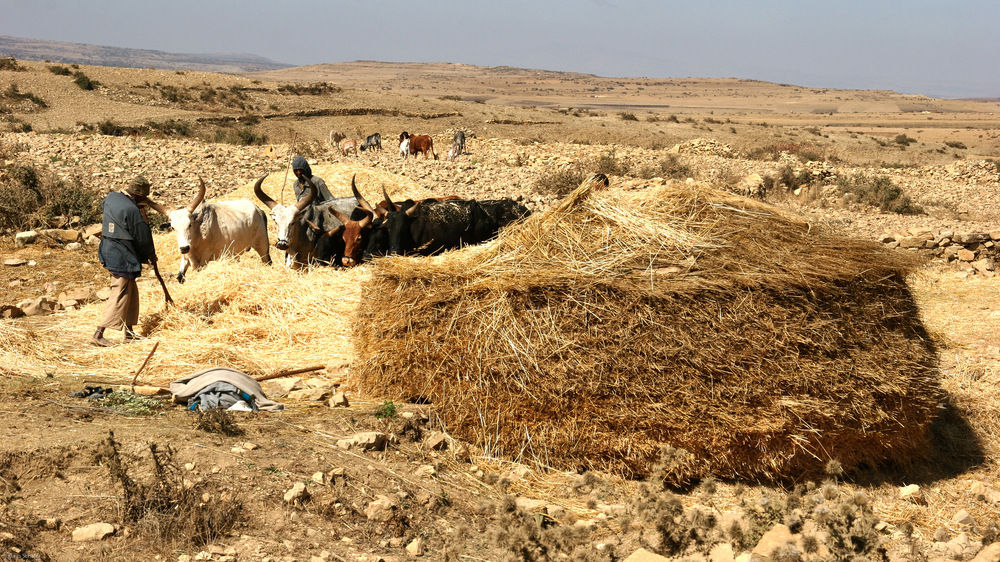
[908,159,1000,186]
[666,137,736,157]
[880,227,999,276]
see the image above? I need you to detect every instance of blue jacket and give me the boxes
[98,191,156,278]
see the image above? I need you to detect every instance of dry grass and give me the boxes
[353,176,940,482]
[0,250,368,386]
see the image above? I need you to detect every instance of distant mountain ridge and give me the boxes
[0,35,293,73]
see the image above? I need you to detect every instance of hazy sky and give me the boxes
[3,0,998,99]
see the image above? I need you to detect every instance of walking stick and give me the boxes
[140,201,174,307]
[151,260,174,306]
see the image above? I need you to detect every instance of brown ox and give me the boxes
[399,131,437,160]
[325,176,460,266]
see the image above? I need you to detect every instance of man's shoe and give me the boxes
[124,329,144,341]
[71,385,98,398]
[88,387,113,400]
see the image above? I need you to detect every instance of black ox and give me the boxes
[363,192,530,260]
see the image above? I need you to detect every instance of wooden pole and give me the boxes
[131,341,159,391]
[254,364,326,383]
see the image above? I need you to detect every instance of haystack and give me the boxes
[352,176,942,482]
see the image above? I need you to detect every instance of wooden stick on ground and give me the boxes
[255,364,326,383]
[131,341,159,391]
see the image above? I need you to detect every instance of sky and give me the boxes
[3,0,998,99]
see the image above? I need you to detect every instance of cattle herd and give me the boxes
[152,130,529,279]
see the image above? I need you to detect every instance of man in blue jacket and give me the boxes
[91,176,158,347]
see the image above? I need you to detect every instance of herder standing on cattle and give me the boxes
[291,156,333,203]
[91,176,158,347]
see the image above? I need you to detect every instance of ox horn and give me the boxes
[328,205,351,225]
[357,209,373,228]
[297,177,317,211]
[382,186,399,212]
[253,174,277,210]
[143,197,171,217]
[187,176,207,213]
[351,175,379,215]
[405,199,422,217]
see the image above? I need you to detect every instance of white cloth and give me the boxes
[169,366,284,412]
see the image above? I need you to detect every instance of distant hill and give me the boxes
[0,35,293,73]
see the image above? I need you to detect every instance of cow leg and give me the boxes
[254,240,272,265]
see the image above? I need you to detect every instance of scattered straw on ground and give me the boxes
[352,176,941,483]
[2,247,368,386]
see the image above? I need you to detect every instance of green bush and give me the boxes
[0,57,23,71]
[0,163,102,232]
[944,140,967,150]
[3,84,46,108]
[72,71,98,90]
[145,119,192,137]
[893,134,916,146]
[47,65,72,76]
[776,164,813,191]
[158,85,191,103]
[619,111,638,121]
[276,82,341,95]
[837,173,923,214]
[212,126,267,146]
[534,166,587,196]
[592,149,629,176]
[637,155,691,180]
[98,119,125,136]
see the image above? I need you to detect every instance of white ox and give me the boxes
[152,178,271,283]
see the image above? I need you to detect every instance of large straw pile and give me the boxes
[352,177,942,482]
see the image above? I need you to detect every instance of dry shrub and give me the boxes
[96,431,245,548]
[195,408,244,436]
[353,176,941,482]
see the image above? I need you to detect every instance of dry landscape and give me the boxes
[2,54,1000,562]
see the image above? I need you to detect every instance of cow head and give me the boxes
[370,187,418,257]
[324,175,375,267]
[254,173,316,265]
[167,177,208,255]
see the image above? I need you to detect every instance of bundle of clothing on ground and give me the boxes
[169,367,284,412]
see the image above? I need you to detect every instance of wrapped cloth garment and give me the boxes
[170,367,284,412]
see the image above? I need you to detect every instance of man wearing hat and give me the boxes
[91,176,159,347]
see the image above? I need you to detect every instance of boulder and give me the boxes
[59,287,93,303]
[40,228,83,243]
[17,297,56,316]
[14,230,38,247]
[72,522,115,542]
